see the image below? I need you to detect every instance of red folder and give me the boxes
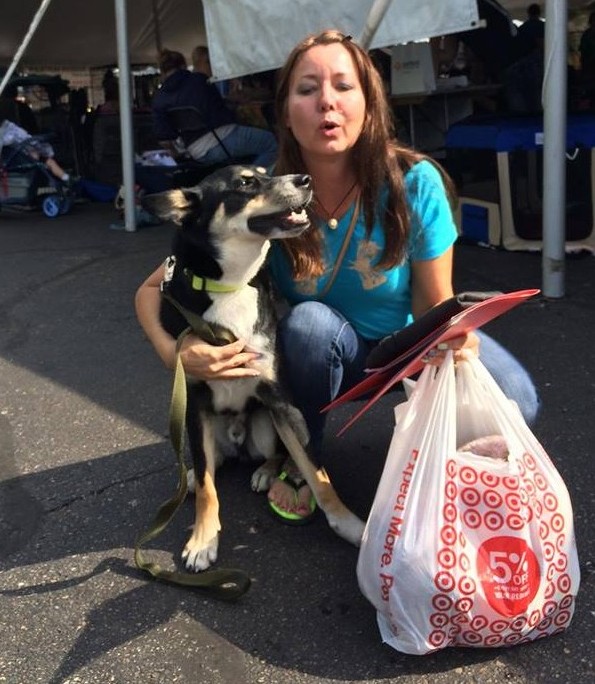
[322,289,540,436]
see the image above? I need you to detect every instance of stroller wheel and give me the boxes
[59,197,73,214]
[42,195,62,218]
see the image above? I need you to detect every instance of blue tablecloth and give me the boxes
[445,114,595,151]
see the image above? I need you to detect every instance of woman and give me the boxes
[135,30,539,524]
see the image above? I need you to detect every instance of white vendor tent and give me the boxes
[0,0,588,72]
[0,0,207,68]
[201,0,479,81]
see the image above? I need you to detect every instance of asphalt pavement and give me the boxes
[0,200,593,684]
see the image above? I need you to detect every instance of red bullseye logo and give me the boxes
[477,536,540,616]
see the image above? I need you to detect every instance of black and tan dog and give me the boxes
[143,165,365,572]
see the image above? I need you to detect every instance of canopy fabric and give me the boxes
[0,0,207,68]
[202,0,480,81]
[0,1,591,71]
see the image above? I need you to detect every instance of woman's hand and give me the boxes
[179,335,262,381]
[134,265,261,381]
[421,331,480,366]
[410,250,480,366]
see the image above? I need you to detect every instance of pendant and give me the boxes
[328,217,338,230]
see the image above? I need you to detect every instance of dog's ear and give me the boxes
[141,188,201,225]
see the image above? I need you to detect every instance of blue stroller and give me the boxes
[0,134,74,217]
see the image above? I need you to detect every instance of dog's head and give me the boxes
[142,166,312,243]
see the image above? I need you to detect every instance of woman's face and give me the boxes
[285,43,366,161]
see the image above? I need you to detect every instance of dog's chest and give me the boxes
[203,287,261,342]
[204,287,276,413]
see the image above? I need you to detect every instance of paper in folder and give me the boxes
[321,289,540,436]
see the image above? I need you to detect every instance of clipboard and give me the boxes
[321,289,540,436]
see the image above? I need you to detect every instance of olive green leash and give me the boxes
[133,327,252,601]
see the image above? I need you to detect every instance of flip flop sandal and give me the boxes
[268,469,317,525]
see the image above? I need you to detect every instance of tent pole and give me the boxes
[359,0,394,49]
[115,0,137,232]
[542,0,567,298]
[152,0,163,54]
[0,0,54,97]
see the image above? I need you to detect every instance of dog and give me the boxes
[143,165,365,572]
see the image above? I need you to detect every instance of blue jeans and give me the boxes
[278,301,540,465]
[199,125,278,168]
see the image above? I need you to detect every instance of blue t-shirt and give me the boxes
[268,160,457,340]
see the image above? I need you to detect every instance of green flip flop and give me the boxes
[268,469,317,525]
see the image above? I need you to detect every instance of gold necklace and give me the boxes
[314,181,358,230]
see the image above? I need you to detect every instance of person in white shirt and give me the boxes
[0,118,72,183]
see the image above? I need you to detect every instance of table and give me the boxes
[445,114,595,151]
[445,114,595,252]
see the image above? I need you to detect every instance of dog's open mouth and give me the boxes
[248,205,310,235]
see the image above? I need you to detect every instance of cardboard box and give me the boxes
[391,41,436,96]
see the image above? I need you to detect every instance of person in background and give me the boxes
[151,48,277,167]
[136,31,539,525]
[518,3,545,53]
[0,86,38,135]
[0,117,72,184]
[97,68,120,115]
[578,11,595,109]
[503,3,545,113]
[580,12,595,79]
[192,45,278,133]
[190,46,225,92]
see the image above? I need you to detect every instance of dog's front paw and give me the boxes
[326,512,366,548]
[250,460,279,492]
[182,531,219,571]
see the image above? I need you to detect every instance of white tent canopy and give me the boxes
[0,0,207,68]
[0,0,589,71]
[202,0,479,81]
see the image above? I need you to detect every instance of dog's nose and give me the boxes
[297,174,311,188]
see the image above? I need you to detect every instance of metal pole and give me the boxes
[0,0,54,97]
[151,0,163,54]
[115,0,137,232]
[359,0,394,49]
[542,0,567,298]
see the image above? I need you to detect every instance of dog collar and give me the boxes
[184,269,240,293]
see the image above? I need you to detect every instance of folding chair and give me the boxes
[166,106,233,159]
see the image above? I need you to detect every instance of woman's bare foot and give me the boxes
[267,458,316,523]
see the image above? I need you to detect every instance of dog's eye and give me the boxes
[238,176,256,188]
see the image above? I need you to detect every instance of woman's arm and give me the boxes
[411,248,479,360]
[410,247,454,319]
[134,265,261,380]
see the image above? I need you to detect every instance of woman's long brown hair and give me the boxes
[273,29,456,279]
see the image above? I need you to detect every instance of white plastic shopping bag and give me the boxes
[357,353,580,655]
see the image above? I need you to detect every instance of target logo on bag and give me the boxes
[477,536,540,616]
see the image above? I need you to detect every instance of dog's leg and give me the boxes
[182,389,221,571]
[255,382,364,544]
[271,414,365,547]
[247,407,283,492]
